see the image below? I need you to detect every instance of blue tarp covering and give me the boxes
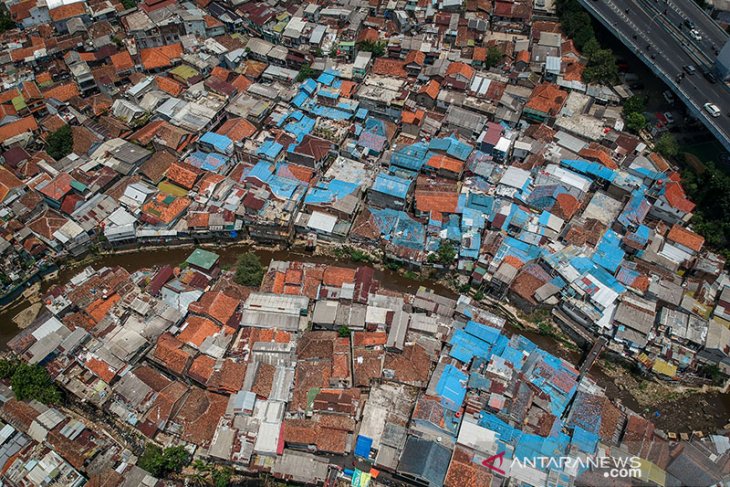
[435,364,468,411]
[257,139,284,160]
[199,132,233,154]
[592,229,625,273]
[186,150,229,172]
[617,189,651,228]
[561,159,616,182]
[372,172,411,199]
[354,435,373,458]
[304,179,358,205]
[571,426,599,454]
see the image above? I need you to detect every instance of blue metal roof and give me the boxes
[592,229,625,273]
[435,364,467,412]
[257,139,284,160]
[354,435,373,458]
[561,159,616,182]
[186,150,229,172]
[390,142,429,172]
[199,132,233,154]
[372,171,411,199]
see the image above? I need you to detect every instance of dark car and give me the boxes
[683,65,696,75]
[683,19,695,29]
[701,68,717,83]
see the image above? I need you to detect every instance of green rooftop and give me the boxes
[186,248,220,270]
[11,96,26,111]
[169,64,199,81]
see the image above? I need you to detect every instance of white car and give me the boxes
[703,102,721,118]
[663,112,675,125]
[662,90,675,104]
[690,29,702,41]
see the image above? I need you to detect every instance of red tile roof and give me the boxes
[667,224,704,253]
[372,58,407,78]
[140,43,183,71]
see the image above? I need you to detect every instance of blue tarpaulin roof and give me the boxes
[199,132,233,153]
[186,150,228,172]
[435,364,467,411]
[561,159,616,182]
[592,229,625,273]
[372,172,411,199]
[354,435,373,458]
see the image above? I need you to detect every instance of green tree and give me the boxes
[0,10,14,32]
[0,359,18,380]
[138,445,190,478]
[337,326,351,338]
[583,48,618,85]
[655,133,679,158]
[10,363,61,404]
[485,47,503,68]
[233,252,264,286]
[625,112,647,134]
[622,95,646,117]
[46,125,74,161]
[357,40,387,57]
[120,0,136,9]
[296,64,318,82]
[212,466,234,487]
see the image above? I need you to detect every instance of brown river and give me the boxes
[0,243,727,433]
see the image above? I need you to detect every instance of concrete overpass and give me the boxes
[579,0,730,152]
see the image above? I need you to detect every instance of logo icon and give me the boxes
[482,451,506,475]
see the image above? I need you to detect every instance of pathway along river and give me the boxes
[0,243,728,433]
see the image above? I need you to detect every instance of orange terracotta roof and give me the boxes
[84,357,116,383]
[662,179,695,213]
[402,109,425,125]
[353,331,387,347]
[322,266,356,287]
[177,316,220,348]
[649,152,671,172]
[578,147,617,170]
[516,50,530,63]
[154,75,185,96]
[188,354,215,384]
[216,117,256,142]
[49,2,86,21]
[667,224,704,253]
[110,50,135,72]
[372,58,407,78]
[85,293,121,323]
[141,193,191,225]
[404,50,425,66]
[339,80,357,98]
[230,74,253,93]
[446,61,475,80]
[188,291,239,326]
[415,191,459,214]
[425,154,464,174]
[0,166,24,202]
[0,116,38,143]
[472,47,487,62]
[153,333,191,376]
[210,66,231,82]
[525,83,568,116]
[140,43,183,71]
[166,161,201,189]
[418,79,440,100]
[43,82,80,102]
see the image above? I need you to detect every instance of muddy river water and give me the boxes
[0,243,727,433]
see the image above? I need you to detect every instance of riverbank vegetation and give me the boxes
[0,359,61,404]
[679,158,730,258]
[233,252,264,286]
[138,445,190,478]
[556,0,618,84]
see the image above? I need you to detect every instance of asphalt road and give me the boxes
[579,0,730,151]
